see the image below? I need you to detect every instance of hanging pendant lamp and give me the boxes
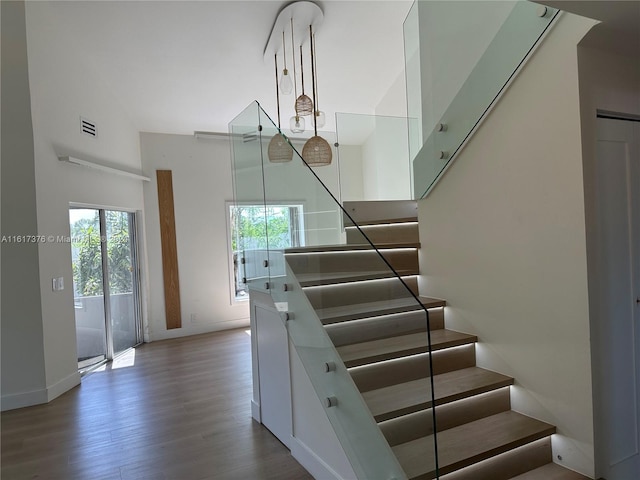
[294,45,313,117]
[268,53,293,163]
[302,24,332,167]
[279,31,293,95]
[288,18,305,133]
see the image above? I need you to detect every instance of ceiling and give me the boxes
[31,0,413,137]
[28,1,639,140]
[536,0,640,55]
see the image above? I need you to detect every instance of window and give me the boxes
[228,203,304,301]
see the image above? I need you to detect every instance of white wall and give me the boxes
[2,1,146,410]
[577,45,640,477]
[361,116,411,200]
[1,0,48,410]
[417,13,597,477]
[26,0,146,405]
[140,133,250,341]
[336,145,365,202]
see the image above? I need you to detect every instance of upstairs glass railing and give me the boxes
[230,101,440,479]
[335,112,413,201]
[404,0,559,198]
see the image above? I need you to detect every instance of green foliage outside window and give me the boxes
[71,211,132,297]
[230,206,293,251]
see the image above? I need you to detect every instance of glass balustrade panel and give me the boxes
[254,105,438,479]
[335,112,413,201]
[405,0,559,198]
[230,102,270,292]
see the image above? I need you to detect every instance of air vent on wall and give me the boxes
[80,117,97,138]
[243,131,258,143]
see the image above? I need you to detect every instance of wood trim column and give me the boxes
[156,170,181,329]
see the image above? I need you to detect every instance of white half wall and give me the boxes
[140,133,250,341]
[417,13,597,477]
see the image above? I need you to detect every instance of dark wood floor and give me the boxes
[1,329,313,480]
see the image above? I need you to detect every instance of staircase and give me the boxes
[285,200,590,480]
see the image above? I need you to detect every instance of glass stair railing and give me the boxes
[230,101,440,479]
[404,0,560,199]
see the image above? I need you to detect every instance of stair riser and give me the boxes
[304,277,419,310]
[350,344,476,392]
[326,308,445,347]
[286,248,418,275]
[345,223,419,245]
[379,388,511,446]
[439,437,553,480]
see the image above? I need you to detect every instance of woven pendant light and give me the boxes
[302,24,332,167]
[302,135,332,166]
[268,53,293,163]
[294,45,313,116]
[268,134,293,163]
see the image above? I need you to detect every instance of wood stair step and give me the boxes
[510,463,591,479]
[285,242,419,253]
[296,269,418,287]
[344,216,419,227]
[392,411,556,479]
[337,329,477,367]
[362,366,513,422]
[343,200,418,226]
[317,296,446,325]
[345,221,419,245]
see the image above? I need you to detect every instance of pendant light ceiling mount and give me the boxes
[263,1,324,62]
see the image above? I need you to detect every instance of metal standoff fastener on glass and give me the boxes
[325,396,338,408]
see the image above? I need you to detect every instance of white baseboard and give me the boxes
[146,318,250,342]
[290,437,350,480]
[47,371,81,402]
[1,387,48,411]
[2,371,82,411]
[251,399,261,422]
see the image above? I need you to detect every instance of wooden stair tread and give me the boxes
[344,216,418,227]
[285,242,419,254]
[337,330,477,367]
[511,463,591,479]
[362,367,513,422]
[392,411,556,479]
[317,296,446,325]
[296,269,417,287]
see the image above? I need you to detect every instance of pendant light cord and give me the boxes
[282,31,287,70]
[309,25,317,136]
[274,54,281,128]
[313,33,320,115]
[291,18,298,105]
[299,45,305,95]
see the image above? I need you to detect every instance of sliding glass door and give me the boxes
[70,208,142,371]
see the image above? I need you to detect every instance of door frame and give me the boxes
[590,111,640,479]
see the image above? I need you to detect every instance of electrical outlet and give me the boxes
[190,313,198,323]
